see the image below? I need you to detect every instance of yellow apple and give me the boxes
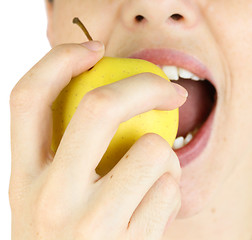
[51,56,178,176]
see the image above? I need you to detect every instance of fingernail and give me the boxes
[172,83,188,98]
[81,41,104,52]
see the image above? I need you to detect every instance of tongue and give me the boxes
[176,79,216,137]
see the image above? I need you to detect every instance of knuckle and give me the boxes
[80,87,117,120]
[52,44,75,59]
[8,183,17,211]
[110,176,138,196]
[139,72,160,80]
[75,223,92,240]
[51,43,82,66]
[139,133,172,162]
[34,190,66,231]
[10,84,37,113]
[121,134,173,184]
[8,176,26,211]
[140,72,166,85]
[50,44,74,68]
[137,134,182,182]
[75,214,99,240]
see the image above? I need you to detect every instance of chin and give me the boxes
[177,183,212,218]
[176,148,222,219]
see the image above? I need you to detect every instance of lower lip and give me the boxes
[174,104,216,168]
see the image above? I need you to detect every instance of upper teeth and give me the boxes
[161,65,204,81]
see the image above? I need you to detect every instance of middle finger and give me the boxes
[50,73,186,193]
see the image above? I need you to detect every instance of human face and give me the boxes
[46,0,252,218]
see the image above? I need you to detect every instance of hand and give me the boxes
[9,41,186,240]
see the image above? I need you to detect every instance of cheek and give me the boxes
[51,1,79,45]
[51,0,118,46]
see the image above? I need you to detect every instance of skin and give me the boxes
[9,0,252,239]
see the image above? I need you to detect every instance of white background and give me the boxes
[0,1,51,237]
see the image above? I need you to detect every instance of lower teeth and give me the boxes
[172,127,199,150]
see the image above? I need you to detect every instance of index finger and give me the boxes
[10,41,104,177]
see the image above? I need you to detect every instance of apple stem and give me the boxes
[73,17,93,41]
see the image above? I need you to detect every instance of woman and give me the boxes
[9,0,252,239]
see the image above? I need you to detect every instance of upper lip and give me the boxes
[128,48,216,88]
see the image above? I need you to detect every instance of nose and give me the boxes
[120,0,199,30]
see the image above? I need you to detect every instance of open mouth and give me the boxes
[162,65,217,167]
[130,49,217,167]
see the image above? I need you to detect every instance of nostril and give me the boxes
[170,14,184,21]
[135,15,145,22]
